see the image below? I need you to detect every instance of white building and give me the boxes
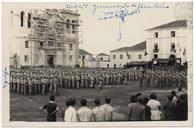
[96,53,110,62]
[145,20,189,64]
[96,53,110,68]
[110,41,146,68]
[79,49,96,68]
[9,9,80,67]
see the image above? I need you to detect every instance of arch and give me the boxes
[169,54,176,59]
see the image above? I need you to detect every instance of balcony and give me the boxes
[153,48,159,53]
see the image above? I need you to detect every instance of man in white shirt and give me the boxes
[92,99,105,121]
[64,98,77,122]
[77,99,92,122]
[100,98,114,121]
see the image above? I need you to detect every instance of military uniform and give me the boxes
[53,77,58,95]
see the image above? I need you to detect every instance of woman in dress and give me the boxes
[147,93,161,120]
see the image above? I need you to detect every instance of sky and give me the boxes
[77,2,177,56]
[6,2,192,56]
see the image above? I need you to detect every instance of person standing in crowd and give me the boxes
[135,93,142,101]
[141,97,151,121]
[163,94,176,120]
[39,95,59,122]
[175,95,188,120]
[171,91,178,105]
[100,98,114,121]
[128,96,145,121]
[77,99,92,122]
[61,100,70,121]
[92,99,105,122]
[147,93,161,120]
[64,98,77,122]
[127,95,137,120]
[177,86,186,97]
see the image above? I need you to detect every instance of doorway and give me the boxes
[114,64,116,69]
[107,64,109,68]
[47,55,55,66]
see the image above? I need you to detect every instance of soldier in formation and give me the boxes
[141,68,187,89]
[10,65,187,95]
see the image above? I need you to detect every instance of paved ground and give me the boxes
[10,81,173,122]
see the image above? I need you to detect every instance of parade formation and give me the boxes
[10,64,187,96]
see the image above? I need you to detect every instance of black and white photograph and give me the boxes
[1,1,193,127]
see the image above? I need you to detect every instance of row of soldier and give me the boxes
[10,66,187,95]
[10,76,59,95]
[140,68,187,88]
[10,67,144,95]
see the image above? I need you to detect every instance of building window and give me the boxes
[171,42,176,52]
[154,54,158,59]
[128,54,131,59]
[154,43,158,50]
[21,11,24,27]
[153,43,159,53]
[138,54,142,60]
[154,32,158,38]
[24,55,29,62]
[72,20,76,34]
[28,13,31,28]
[113,54,116,59]
[120,54,123,59]
[69,55,72,61]
[48,41,54,46]
[101,57,103,61]
[25,41,29,48]
[171,31,175,37]
[66,19,70,29]
[58,43,62,47]
[82,55,85,60]
[69,44,73,50]
[39,41,43,47]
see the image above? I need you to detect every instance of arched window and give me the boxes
[28,13,31,28]
[21,11,24,27]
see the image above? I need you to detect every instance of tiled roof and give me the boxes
[147,20,187,30]
[79,49,93,55]
[97,53,110,56]
[110,41,146,53]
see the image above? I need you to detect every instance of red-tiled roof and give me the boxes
[110,41,146,53]
[147,20,187,31]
